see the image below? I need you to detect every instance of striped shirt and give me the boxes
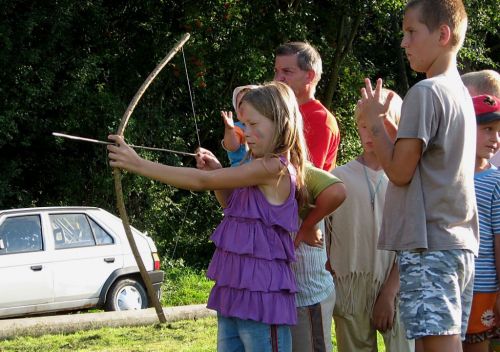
[473,167,500,292]
[291,220,334,307]
[291,166,341,307]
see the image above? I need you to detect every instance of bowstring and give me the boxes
[181,46,201,149]
[168,45,200,281]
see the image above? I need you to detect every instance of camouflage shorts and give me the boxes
[397,249,475,340]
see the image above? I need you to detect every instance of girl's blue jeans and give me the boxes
[217,314,292,352]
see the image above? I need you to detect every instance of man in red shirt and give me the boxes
[274,42,340,171]
[274,41,341,352]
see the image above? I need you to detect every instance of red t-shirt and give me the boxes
[299,100,340,171]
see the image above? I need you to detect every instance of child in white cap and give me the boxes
[221,85,258,166]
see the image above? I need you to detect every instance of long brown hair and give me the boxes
[240,81,309,207]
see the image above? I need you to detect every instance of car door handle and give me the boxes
[30,265,43,271]
[104,257,115,263]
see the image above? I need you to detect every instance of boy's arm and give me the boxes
[294,182,346,248]
[358,78,422,186]
[371,259,400,332]
[372,134,422,186]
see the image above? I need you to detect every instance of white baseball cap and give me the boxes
[232,85,259,111]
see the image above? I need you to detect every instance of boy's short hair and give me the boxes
[355,89,403,125]
[405,0,468,50]
[275,42,323,84]
[461,70,500,97]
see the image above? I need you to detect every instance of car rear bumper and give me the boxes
[148,270,164,299]
[148,270,164,290]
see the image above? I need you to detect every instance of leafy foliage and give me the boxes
[161,259,213,306]
[0,0,497,268]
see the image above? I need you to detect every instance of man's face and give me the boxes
[274,54,311,99]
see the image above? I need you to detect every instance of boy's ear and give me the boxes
[438,24,452,46]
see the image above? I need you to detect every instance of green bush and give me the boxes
[161,259,213,306]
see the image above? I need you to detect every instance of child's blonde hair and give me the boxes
[461,70,500,97]
[241,81,308,206]
[355,88,403,125]
[406,0,468,50]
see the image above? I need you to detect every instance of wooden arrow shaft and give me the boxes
[53,132,196,156]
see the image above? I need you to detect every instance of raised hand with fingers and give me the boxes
[357,78,395,132]
[221,110,235,129]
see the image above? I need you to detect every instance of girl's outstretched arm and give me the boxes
[108,135,283,191]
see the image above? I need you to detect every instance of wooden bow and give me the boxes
[114,33,190,323]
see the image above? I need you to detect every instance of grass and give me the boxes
[0,317,387,351]
[0,261,387,351]
[161,260,213,307]
[0,317,218,351]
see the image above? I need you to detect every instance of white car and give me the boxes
[0,206,164,318]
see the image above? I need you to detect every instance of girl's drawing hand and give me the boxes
[107,135,142,172]
[195,148,222,171]
[221,111,235,129]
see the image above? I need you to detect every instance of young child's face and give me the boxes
[239,102,276,158]
[401,6,441,74]
[356,118,375,152]
[476,120,500,160]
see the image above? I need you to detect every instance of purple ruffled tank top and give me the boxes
[206,158,299,325]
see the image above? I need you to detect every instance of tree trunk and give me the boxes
[324,13,361,111]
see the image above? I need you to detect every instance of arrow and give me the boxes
[53,132,197,157]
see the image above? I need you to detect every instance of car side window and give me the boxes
[50,213,96,249]
[0,215,43,255]
[89,218,114,245]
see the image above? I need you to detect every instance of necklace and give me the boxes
[360,157,384,210]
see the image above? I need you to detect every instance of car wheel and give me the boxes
[105,278,148,311]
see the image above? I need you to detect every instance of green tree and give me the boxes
[0,0,497,268]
